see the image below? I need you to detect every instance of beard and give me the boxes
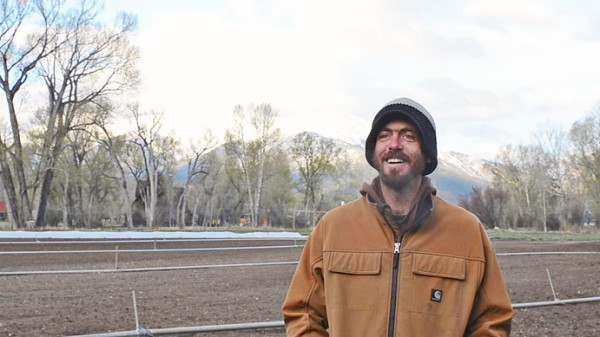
[375,150,426,191]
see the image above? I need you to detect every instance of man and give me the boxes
[282,98,513,336]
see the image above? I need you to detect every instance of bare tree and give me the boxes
[176,131,216,227]
[569,108,600,219]
[533,124,570,227]
[224,103,280,226]
[91,116,136,229]
[489,144,558,230]
[249,103,280,225]
[463,187,508,229]
[29,1,139,227]
[131,108,161,227]
[224,105,253,223]
[194,150,227,227]
[0,0,63,227]
[130,107,178,227]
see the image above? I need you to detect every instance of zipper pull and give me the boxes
[394,242,401,254]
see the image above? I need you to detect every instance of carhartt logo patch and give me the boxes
[431,289,443,302]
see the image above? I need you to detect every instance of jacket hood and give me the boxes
[360,176,436,233]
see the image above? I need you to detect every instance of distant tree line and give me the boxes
[459,108,600,231]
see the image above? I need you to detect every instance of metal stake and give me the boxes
[132,290,140,335]
[546,268,558,301]
[115,246,119,270]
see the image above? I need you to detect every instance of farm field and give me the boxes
[0,235,599,336]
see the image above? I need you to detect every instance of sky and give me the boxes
[97,0,600,160]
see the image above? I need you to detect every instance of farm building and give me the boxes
[0,201,6,221]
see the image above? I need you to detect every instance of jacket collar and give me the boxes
[360,176,436,233]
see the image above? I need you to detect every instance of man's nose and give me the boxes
[389,134,403,149]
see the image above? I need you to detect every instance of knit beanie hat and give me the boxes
[365,97,438,175]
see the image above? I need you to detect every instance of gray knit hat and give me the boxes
[365,97,438,175]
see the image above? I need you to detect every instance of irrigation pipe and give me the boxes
[0,244,305,255]
[1,251,595,276]
[0,261,299,276]
[493,240,599,245]
[497,251,600,256]
[2,247,595,256]
[67,321,286,337]
[66,294,600,337]
[512,296,600,309]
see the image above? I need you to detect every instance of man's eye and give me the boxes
[402,133,416,142]
[378,133,390,140]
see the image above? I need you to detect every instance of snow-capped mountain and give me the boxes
[430,150,492,203]
[438,150,492,181]
[317,137,493,203]
[281,133,492,201]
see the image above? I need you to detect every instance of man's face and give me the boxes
[372,120,428,190]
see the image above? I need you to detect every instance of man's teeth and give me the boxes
[387,158,404,163]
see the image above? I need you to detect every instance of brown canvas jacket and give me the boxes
[282,178,513,336]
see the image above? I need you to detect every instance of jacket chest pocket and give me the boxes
[404,253,466,317]
[325,251,382,310]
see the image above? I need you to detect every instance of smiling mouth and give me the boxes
[387,158,405,164]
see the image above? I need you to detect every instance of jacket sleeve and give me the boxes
[466,224,514,336]
[281,224,328,336]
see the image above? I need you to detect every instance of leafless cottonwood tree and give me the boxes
[176,132,216,227]
[225,106,254,225]
[0,0,139,227]
[530,125,570,231]
[0,0,63,227]
[90,113,136,229]
[130,107,178,227]
[224,103,280,226]
[249,103,280,225]
[569,109,600,216]
[32,1,139,227]
[131,107,161,227]
[192,150,227,227]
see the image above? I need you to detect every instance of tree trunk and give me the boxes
[35,169,54,227]
[254,147,265,226]
[3,89,33,225]
[177,191,186,227]
[0,161,21,228]
[62,173,69,227]
[192,196,200,226]
[242,161,255,226]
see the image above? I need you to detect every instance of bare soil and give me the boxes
[0,238,599,336]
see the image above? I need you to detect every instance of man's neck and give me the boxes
[380,177,423,216]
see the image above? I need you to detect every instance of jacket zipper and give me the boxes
[388,232,405,337]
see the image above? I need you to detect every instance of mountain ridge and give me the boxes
[281,133,492,203]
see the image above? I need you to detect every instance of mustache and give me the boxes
[383,150,410,162]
